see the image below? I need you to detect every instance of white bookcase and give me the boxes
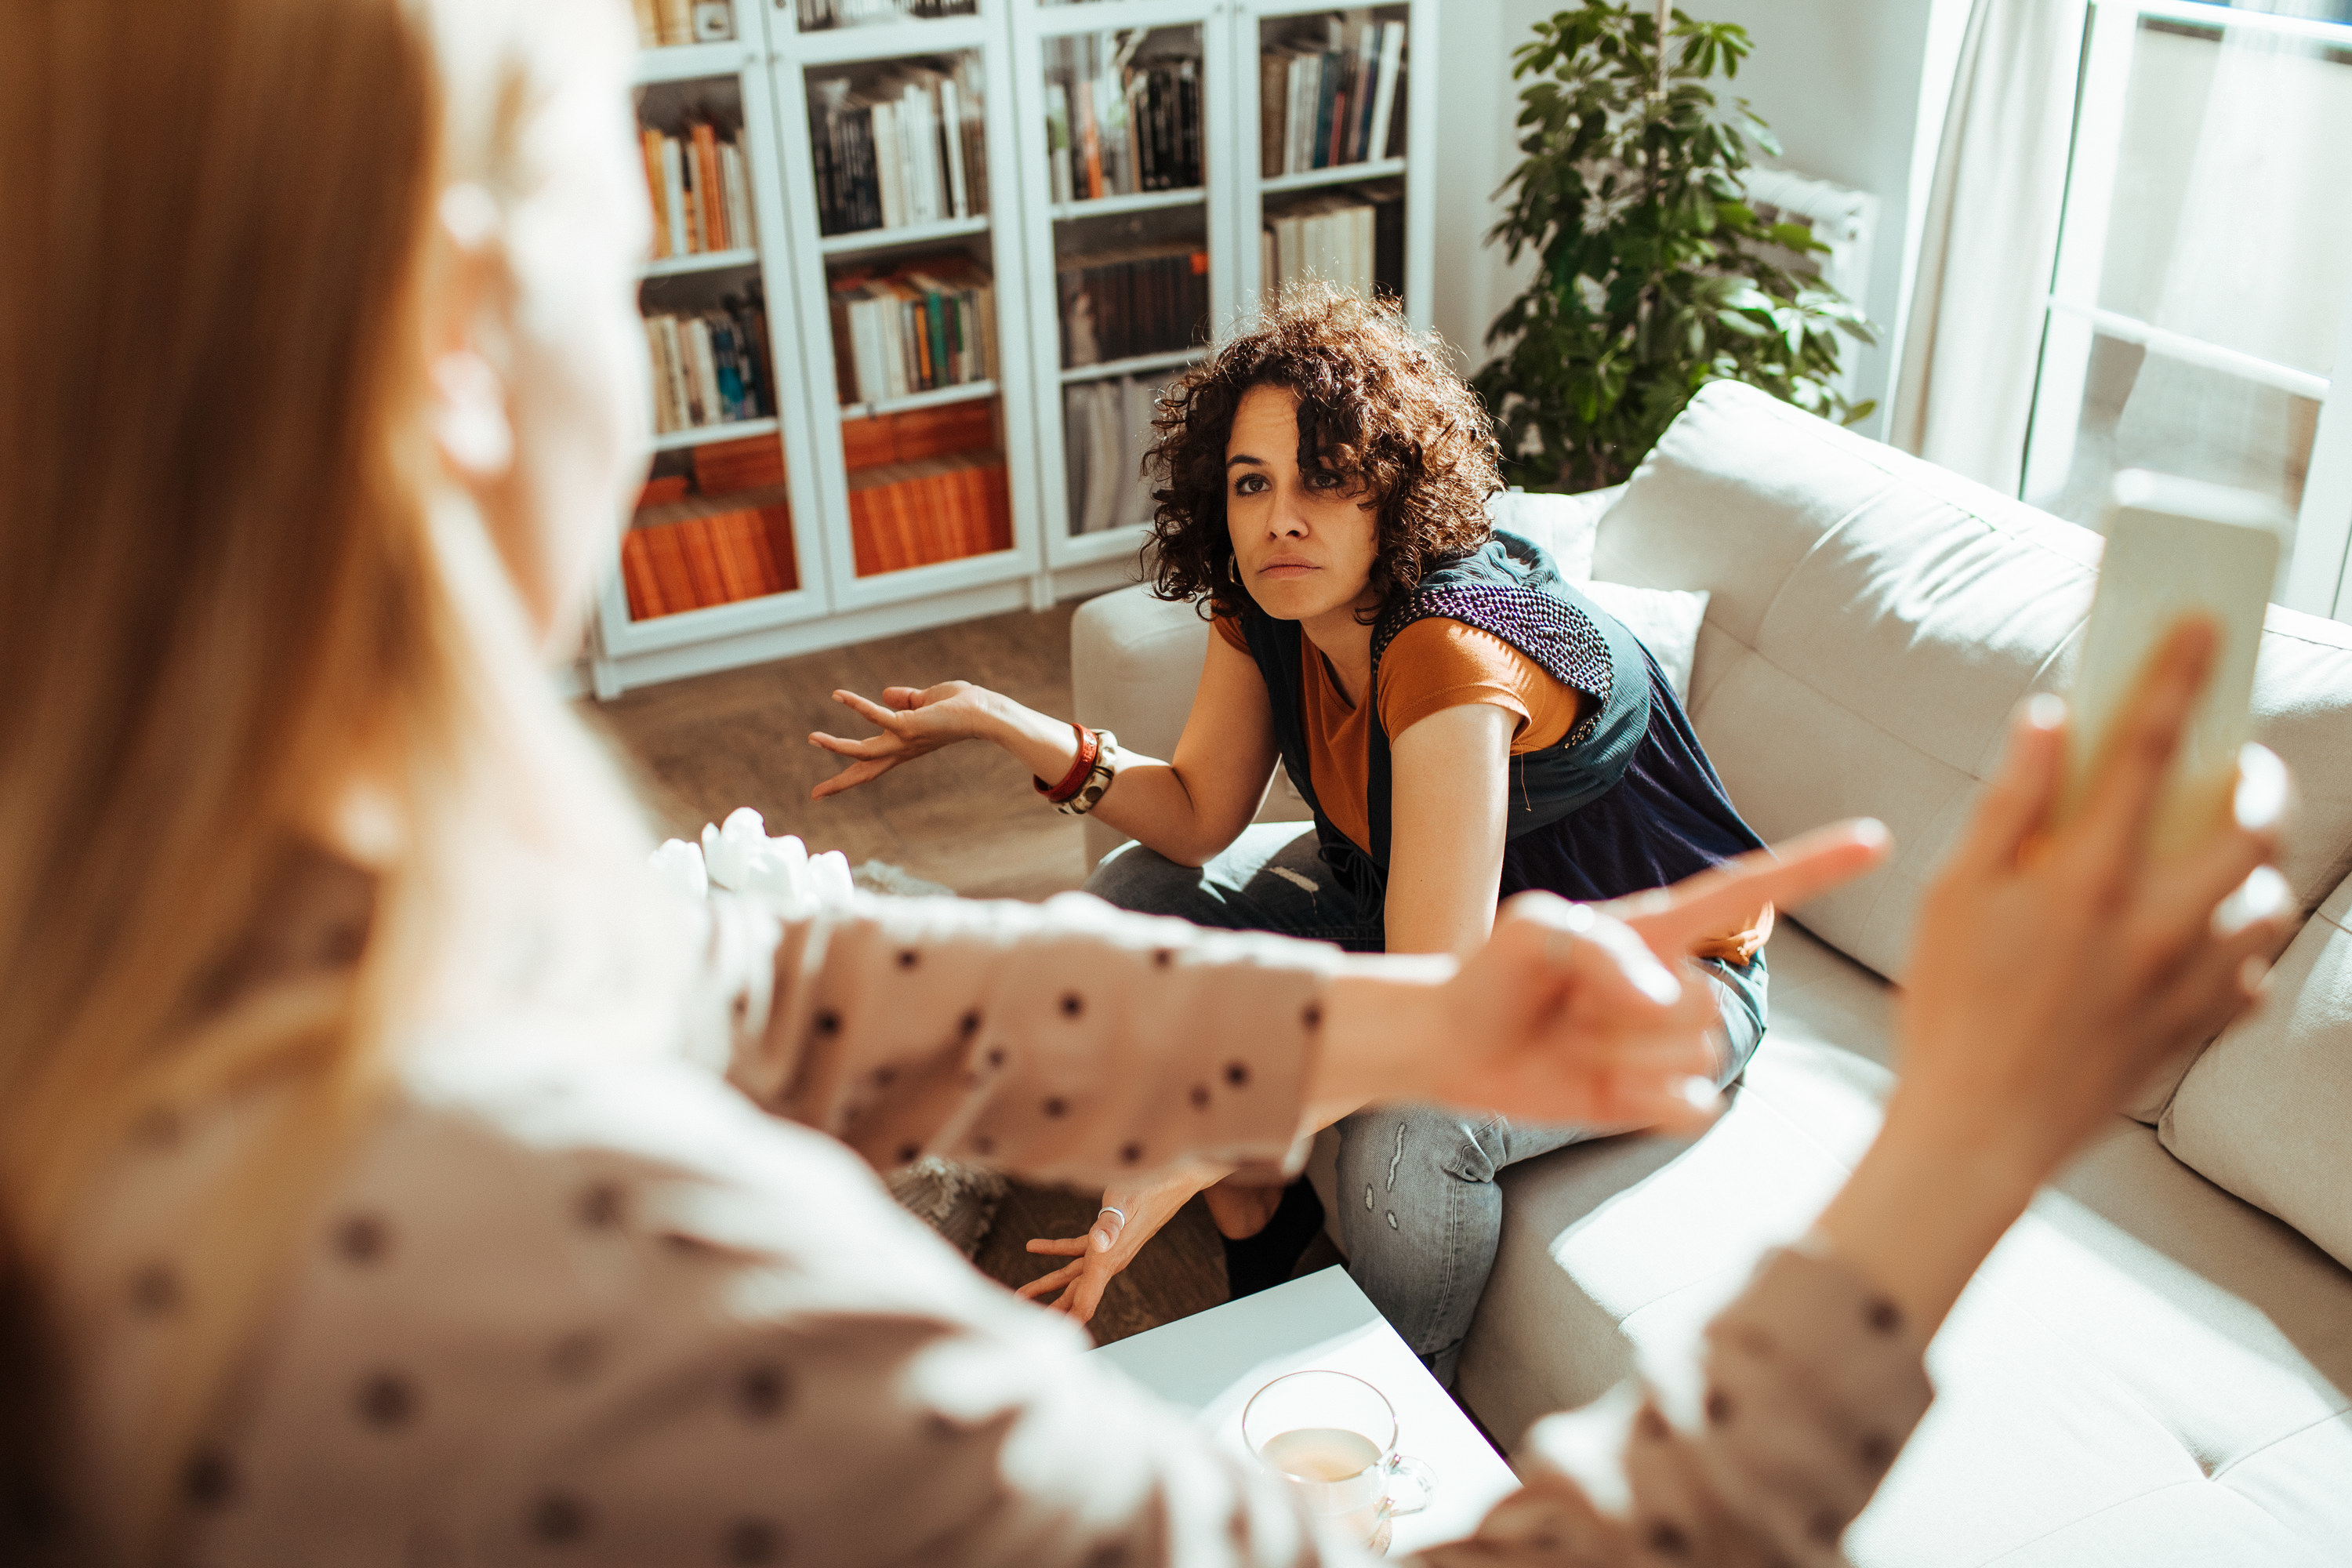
[590,0,1438,698]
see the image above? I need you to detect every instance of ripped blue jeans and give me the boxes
[1084,823,1767,1385]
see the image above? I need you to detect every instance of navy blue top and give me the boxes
[1236,530,1765,920]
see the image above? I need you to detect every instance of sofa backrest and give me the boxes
[1597,380,2352,985]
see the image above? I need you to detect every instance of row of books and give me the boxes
[641,122,755,260]
[826,258,997,409]
[794,0,972,28]
[1063,374,1168,537]
[1043,38,1203,205]
[621,505,798,621]
[848,453,1014,576]
[631,0,727,49]
[1261,188,1403,304]
[1260,19,1407,178]
[644,293,774,435]
[808,62,989,237]
[1057,241,1209,369]
[841,398,995,473]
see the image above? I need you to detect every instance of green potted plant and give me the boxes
[1472,1,1875,493]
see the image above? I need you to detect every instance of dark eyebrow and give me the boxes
[1224,454,1265,469]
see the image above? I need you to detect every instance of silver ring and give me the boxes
[1097,1206,1127,1225]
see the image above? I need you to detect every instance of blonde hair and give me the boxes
[0,0,664,1555]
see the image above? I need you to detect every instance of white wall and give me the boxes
[1433,0,1965,443]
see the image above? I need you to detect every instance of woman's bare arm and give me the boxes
[1383,702,1515,956]
[808,631,1282,869]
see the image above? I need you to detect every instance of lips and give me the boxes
[1258,557,1319,577]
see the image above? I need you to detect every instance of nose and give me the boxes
[1265,487,1309,539]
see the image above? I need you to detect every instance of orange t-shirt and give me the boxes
[1215,614,1590,855]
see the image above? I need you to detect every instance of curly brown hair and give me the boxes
[1143,282,1502,621]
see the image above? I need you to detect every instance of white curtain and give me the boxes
[1889,0,2088,492]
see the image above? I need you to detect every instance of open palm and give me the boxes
[808,682,993,798]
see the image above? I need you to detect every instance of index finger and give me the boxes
[1614,820,1892,956]
[832,688,912,731]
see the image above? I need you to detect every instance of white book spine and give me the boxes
[900,84,934,225]
[848,295,884,408]
[659,136,690,257]
[655,315,691,429]
[1045,83,1073,205]
[938,78,969,220]
[1367,23,1404,167]
[881,298,909,400]
[1286,56,1312,175]
[870,101,902,229]
[686,318,721,425]
[644,320,674,434]
[719,142,754,252]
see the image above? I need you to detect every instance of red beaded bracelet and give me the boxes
[1035,722,1098,804]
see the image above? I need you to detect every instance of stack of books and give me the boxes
[796,0,974,27]
[1260,16,1406,177]
[1056,241,1209,369]
[641,120,756,260]
[808,61,989,236]
[1042,37,1203,205]
[632,0,725,48]
[826,256,996,409]
[848,453,1014,575]
[841,399,996,472]
[644,290,774,435]
[621,503,798,620]
[1062,374,1169,536]
[1261,186,1402,303]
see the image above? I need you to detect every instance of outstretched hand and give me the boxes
[808,682,997,798]
[1399,821,1893,1131]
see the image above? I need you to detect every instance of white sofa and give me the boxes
[1070,382,2352,1565]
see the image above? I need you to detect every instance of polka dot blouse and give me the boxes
[43,866,1933,1566]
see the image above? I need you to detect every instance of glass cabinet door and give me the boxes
[771,2,1050,610]
[1011,0,1238,569]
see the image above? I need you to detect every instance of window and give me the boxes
[2022,0,2352,616]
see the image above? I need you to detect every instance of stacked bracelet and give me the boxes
[1052,728,1120,818]
[1034,722,1099,804]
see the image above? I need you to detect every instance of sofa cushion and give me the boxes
[1580,581,1708,705]
[1456,922,2352,1566]
[2162,869,2352,1272]
[1594,381,2352,985]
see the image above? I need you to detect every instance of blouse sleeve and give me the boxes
[714,890,1345,1189]
[1417,1247,1935,1567]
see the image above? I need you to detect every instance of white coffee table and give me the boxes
[1091,1266,1520,1556]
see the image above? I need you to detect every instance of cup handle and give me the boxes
[1384,1453,1437,1519]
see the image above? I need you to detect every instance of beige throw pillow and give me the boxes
[2160,871,2352,1272]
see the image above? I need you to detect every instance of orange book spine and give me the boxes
[981,461,1012,552]
[938,466,972,562]
[642,523,695,612]
[691,122,727,252]
[707,510,757,602]
[848,488,884,576]
[758,505,798,593]
[641,129,670,260]
[678,517,728,606]
[914,473,951,568]
[620,531,666,619]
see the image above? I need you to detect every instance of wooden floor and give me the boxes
[587,603,1340,1345]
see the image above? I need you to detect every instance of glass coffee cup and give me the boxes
[1241,1370,1436,1551]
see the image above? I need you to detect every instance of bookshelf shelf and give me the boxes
[816,215,993,256]
[787,15,990,66]
[651,415,782,453]
[1049,187,1205,222]
[633,42,760,86]
[1258,156,1404,195]
[1060,347,1203,385]
[841,378,1000,421]
[639,246,762,279]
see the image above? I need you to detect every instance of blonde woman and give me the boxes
[0,3,2289,1568]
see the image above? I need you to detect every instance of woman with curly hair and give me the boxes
[814,286,1773,1381]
